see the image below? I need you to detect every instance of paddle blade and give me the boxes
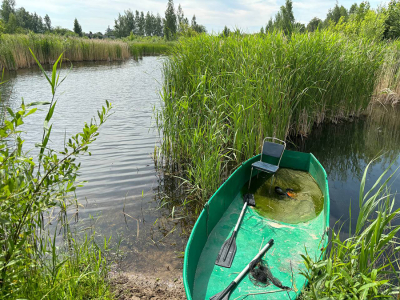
[215,235,237,268]
[209,289,231,300]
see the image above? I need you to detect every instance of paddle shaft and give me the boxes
[212,239,274,300]
[222,201,248,261]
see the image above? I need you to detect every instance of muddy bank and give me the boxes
[111,272,186,300]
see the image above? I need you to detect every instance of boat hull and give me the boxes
[183,150,330,299]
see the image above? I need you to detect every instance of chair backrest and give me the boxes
[260,137,286,166]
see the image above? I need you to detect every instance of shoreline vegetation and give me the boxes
[0,33,174,70]
[157,30,400,207]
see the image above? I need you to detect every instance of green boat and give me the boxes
[183,150,330,299]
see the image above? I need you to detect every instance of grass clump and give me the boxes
[157,31,385,206]
[301,158,400,298]
[0,51,116,299]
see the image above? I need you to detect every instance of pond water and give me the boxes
[2,57,400,279]
[288,106,400,234]
[1,57,187,279]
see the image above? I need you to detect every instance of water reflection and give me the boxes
[3,56,400,277]
[289,105,400,233]
[1,57,187,279]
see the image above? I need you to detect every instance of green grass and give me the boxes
[157,31,388,206]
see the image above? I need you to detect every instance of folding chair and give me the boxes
[248,137,286,189]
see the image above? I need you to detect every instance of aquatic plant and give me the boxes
[0,52,116,298]
[157,31,386,206]
[301,158,400,298]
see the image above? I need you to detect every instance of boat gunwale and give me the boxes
[183,151,330,300]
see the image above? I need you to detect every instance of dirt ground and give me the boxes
[111,272,186,300]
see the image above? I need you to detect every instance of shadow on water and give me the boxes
[288,105,400,235]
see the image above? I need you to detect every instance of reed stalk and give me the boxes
[157,31,387,205]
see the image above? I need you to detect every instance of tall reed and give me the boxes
[157,31,385,204]
[0,34,173,70]
[301,158,400,298]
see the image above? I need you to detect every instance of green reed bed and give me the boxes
[374,40,400,105]
[128,41,173,59]
[157,31,385,205]
[0,34,173,70]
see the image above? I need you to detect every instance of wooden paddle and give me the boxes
[210,239,274,300]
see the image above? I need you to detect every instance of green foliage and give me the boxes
[301,159,400,298]
[0,0,14,23]
[158,32,385,207]
[191,15,206,33]
[307,17,322,32]
[164,0,177,40]
[44,14,51,32]
[73,18,82,37]
[384,0,400,39]
[0,51,114,298]
[328,10,386,41]
[271,0,295,35]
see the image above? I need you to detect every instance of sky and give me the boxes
[16,0,385,34]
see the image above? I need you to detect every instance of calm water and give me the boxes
[289,106,400,233]
[2,57,400,277]
[2,57,187,279]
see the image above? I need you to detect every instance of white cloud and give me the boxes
[14,0,385,33]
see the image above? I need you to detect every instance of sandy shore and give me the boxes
[111,271,186,299]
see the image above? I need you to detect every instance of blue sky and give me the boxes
[17,0,385,34]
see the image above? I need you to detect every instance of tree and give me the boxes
[222,25,231,36]
[31,12,44,33]
[137,11,145,35]
[164,0,177,40]
[73,18,82,36]
[265,18,274,32]
[384,0,400,39]
[307,17,322,31]
[145,11,154,36]
[5,11,16,33]
[191,15,206,33]
[0,0,15,23]
[154,13,163,36]
[15,7,30,29]
[177,4,186,32]
[44,14,51,31]
[274,0,295,35]
[325,3,348,24]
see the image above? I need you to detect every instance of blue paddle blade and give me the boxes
[215,235,237,268]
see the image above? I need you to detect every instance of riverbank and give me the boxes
[0,33,173,70]
[111,272,185,300]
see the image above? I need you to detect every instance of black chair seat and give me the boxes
[251,161,279,174]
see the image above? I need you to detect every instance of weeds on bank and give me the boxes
[0,50,115,299]
[301,158,400,299]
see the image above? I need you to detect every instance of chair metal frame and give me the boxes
[248,137,286,189]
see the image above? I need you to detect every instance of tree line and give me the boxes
[260,0,400,40]
[0,0,206,40]
[111,0,206,39]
